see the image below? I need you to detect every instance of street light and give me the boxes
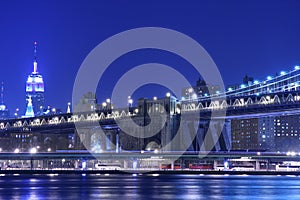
[128,99,133,107]
[166,92,171,97]
[14,148,20,153]
[30,147,37,154]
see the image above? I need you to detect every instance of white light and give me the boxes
[82,161,86,169]
[280,71,286,76]
[166,92,171,97]
[154,149,158,154]
[62,159,65,162]
[102,102,107,107]
[14,148,20,153]
[52,108,56,113]
[153,96,157,101]
[267,76,272,80]
[134,108,139,113]
[106,99,110,103]
[47,148,51,152]
[291,152,296,156]
[141,150,144,154]
[295,65,300,70]
[253,80,259,84]
[30,147,37,154]
[228,87,233,92]
[128,99,133,104]
[257,152,261,156]
[188,88,193,93]
[192,93,197,99]
[240,84,246,89]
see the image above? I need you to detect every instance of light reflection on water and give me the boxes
[0,174,300,199]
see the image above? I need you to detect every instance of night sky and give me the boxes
[1,0,300,115]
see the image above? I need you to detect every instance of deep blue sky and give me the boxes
[1,0,300,114]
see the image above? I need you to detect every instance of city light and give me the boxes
[253,80,259,84]
[153,96,157,101]
[102,102,107,107]
[280,71,286,76]
[166,92,171,97]
[30,147,37,154]
[192,93,197,99]
[240,84,246,89]
[106,98,110,103]
[228,87,233,92]
[14,148,20,153]
[128,99,133,105]
[267,76,272,80]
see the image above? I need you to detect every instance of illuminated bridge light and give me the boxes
[280,71,286,76]
[253,80,259,85]
[228,87,233,92]
[295,65,300,70]
[240,84,246,89]
[192,93,197,99]
[267,76,272,80]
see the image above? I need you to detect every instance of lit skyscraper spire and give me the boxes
[33,41,38,74]
[25,41,45,116]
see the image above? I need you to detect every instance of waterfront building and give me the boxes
[25,42,45,116]
[231,115,300,152]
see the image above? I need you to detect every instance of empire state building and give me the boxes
[25,42,45,117]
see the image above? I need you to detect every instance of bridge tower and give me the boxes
[25,42,45,116]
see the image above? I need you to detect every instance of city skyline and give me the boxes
[1,0,300,115]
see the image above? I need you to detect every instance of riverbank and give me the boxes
[1,169,300,176]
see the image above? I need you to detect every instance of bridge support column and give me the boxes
[74,160,79,169]
[171,161,174,170]
[255,160,260,171]
[213,160,218,170]
[116,129,119,153]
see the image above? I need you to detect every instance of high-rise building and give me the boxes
[0,82,10,119]
[25,42,45,116]
[182,78,221,100]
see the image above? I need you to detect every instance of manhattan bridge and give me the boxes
[1,66,300,155]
